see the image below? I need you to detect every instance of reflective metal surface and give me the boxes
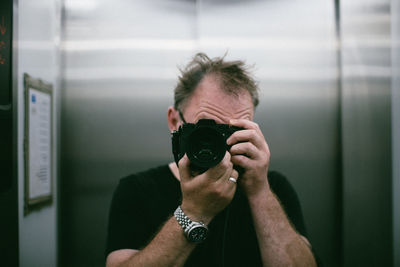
[393,1,400,266]
[340,0,392,266]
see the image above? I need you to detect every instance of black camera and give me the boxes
[172,119,243,171]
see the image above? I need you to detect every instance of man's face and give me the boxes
[180,76,254,125]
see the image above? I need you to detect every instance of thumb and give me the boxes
[178,154,191,182]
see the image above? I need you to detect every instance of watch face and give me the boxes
[187,225,208,243]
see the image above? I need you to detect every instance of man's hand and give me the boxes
[227,119,271,199]
[179,152,238,224]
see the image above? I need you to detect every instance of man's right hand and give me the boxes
[179,152,238,225]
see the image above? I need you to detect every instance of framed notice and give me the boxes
[24,73,53,214]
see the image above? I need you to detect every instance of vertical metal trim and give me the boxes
[58,1,68,265]
[333,0,344,266]
[12,0,19,265]
[392,0,400,266]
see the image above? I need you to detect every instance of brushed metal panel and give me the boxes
[341,0,393,266]
[393,0,400,265]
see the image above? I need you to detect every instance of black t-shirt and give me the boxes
[105,165,309,266]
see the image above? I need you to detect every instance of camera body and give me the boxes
[172,119,243,171]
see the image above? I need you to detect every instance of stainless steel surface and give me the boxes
[341,0,392,266]
[60,0,394,266]
[393,1,400,266]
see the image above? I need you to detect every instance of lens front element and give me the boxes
[187,127,226,169]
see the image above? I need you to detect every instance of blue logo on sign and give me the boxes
[32,94,36,103]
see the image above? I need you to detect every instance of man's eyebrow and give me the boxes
[196,112,226,124]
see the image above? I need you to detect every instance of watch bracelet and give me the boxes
[174,206,192,231]
[174,206,208,243]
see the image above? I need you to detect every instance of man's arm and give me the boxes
[106,216,196,267]
[248,188,317,266]
[228,119,317,267]
[106,152,238,267]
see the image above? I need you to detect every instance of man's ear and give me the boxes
[167,106,180,132]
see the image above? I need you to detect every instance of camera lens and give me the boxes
[187,127,226,169]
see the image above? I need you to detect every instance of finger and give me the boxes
[231,154,252,169]
[229,142,259,159]
[221,160,238,184]
[230,119,264,136]
[178,154,192,182]
[206,151,233,180]
[224,169,239,192]
[227,177,238,185]
[226,129,265,149]
[230,169,239,180]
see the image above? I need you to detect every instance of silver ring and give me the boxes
[229,177,237,183]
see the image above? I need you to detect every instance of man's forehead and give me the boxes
[186,98,253,124]
[192,76,252,104]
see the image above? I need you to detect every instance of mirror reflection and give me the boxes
[5,0,397,266]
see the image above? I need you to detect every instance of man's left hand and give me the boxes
[227,119,271,199]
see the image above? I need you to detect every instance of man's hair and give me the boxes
[174,53,259,111]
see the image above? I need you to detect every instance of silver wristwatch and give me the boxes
[174,206,208,243]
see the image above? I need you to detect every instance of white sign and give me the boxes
[28,88,51,199]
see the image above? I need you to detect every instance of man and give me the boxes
[105,53,318,266]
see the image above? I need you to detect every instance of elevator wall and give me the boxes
[340,1,393,265]
[15,0,62,266]
[392,0,400,265]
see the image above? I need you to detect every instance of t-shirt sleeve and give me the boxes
[268,171,323,266]
[105,176,150,258]
[268,171,308,237]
